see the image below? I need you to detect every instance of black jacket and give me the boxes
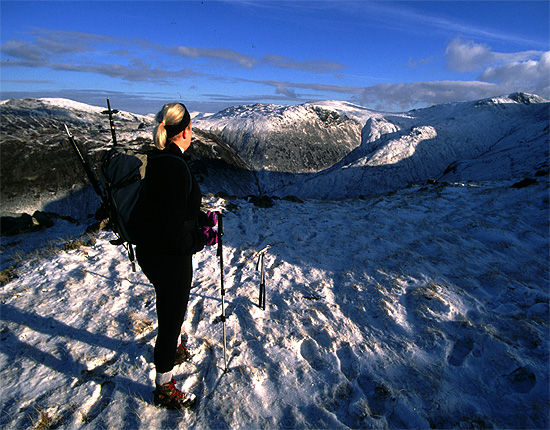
[136,142,206,255]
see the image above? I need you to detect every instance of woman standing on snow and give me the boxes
[135,102,218,409]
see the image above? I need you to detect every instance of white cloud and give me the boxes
[480,55,542,84]
[445,39,494,72]
[1,27,346,84]
[356,80,505,111]
[172,46,257,69]
[445,38,544,72]
[274,84,297,99]
[407,56,434,69]
[3,28,547,114]
[261,55,346,73]
[479,51,550,98]
[443,38,549,99]
[247,76,547,112]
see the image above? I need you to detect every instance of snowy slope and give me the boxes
[1,176,548,429]
[272,93,549,199]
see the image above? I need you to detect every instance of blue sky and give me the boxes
[1,1,548,114]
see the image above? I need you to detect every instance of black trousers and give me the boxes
[136,249,193,374]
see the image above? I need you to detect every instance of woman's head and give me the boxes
[153,103,191,150]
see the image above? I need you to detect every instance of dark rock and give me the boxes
[0,213,34,236]
[282,195,304,203]
[32,211,55,229]
[249,195,274,208]
[511,177,538,188]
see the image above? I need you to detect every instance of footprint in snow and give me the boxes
[336,342,360,381]
[506,366,537,393]
[188,298,204,331]
[300,338,326,371]
[448,337,474,366]
[356,373,393,418]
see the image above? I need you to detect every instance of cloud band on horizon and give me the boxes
[1,29,548,113]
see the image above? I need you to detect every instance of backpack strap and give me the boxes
[148,153,193,194]
[148,152,196,233]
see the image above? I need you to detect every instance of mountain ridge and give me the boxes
[269,93,549,198]
[1,93,548,215]
[0,98,256,216]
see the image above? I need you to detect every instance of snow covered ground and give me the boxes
[1,176,548,429]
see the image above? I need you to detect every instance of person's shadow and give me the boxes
[1,303,156,427]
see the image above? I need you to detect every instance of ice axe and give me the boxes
[101,97,119,146]
[252,245,271,310]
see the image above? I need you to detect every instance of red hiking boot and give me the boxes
[174,342,192,365]
[154,378,196,409]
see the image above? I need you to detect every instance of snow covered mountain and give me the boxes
[1,93,548,215]
[195,101,371,173]
[0,98,256,216]
[196,93,549,199]
[320,92,549,199]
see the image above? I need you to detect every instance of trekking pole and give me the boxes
[217,211,229,373]
[63,124,105,204]
[102,97,119,146]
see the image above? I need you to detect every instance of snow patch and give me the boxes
[1,177,548,429]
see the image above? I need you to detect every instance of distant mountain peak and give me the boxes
[475,92,548,107]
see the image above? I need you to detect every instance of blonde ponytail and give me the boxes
[153,103,187,150]
[153,122,168,150]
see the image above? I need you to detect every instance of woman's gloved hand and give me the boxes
[201,226,218,246]
[199,210,218,228]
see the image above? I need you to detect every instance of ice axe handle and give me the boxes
[102,97,119,146]
[259,253,266,310]
[63,125,105,204]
